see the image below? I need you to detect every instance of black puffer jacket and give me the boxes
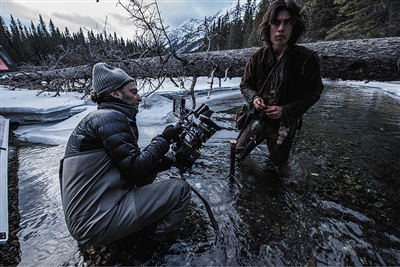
[64,102,169,184]
[60,102,170,244]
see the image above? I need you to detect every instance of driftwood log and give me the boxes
[125,37,400,82]
[1,37,400,92]
[305,37,400,82]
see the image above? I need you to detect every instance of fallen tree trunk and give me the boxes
[124,37,400,82]
[2,37,400,91]
[304,37,400,82]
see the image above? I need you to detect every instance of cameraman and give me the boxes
[59,63,191,246]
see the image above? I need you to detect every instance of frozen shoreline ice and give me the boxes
[1,78,399,145]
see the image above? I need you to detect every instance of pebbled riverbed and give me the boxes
[6,80,400,266]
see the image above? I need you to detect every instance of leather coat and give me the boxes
[240,45,324,125]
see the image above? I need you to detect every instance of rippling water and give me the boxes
[16,145,84,266]
[12,81,400,266]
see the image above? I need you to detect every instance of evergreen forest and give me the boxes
[1,0,399,69]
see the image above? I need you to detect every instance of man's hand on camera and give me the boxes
[162,125,182,143]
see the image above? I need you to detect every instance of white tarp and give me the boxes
[0,116,9,243]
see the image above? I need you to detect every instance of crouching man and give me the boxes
[59,63,191,246]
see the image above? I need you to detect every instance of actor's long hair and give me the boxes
[257,0,307,47]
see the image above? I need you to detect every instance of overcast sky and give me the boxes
[1,0,232,40]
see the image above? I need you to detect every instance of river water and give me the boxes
[10,80,400,266]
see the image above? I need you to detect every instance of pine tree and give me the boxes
[370,0,400,37]
[49,19,63,49]
[324,0,400,40]
[214,13,230,50]
[228,0,244,49]
[243,0,256,47]
[9,15,26,62]
[247,0,272,46]
[74,28,86,47]
[28,20,42,63]
[302,0,339,42]
[0,16,16,60]
[63,27,74,48]
[20,23,35,62]
[387,1,400,37]
[37,15,49,38]
[35,15,51,59]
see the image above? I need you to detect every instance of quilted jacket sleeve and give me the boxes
[87,109,170,184]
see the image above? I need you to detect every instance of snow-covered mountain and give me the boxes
[166,18,206,54]
[166,0,262,53]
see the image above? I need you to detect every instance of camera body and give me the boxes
[170,96,221,171]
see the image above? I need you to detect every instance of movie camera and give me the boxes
[170,96,222,172]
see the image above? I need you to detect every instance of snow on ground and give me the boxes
[340,80,400,98]
[1,77,241,145]
[0,78,399,145]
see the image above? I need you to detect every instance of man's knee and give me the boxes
[169,178,190,195]
[235,137,257,161]
[166,179,191,206]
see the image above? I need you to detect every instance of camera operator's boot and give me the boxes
[148,230,175,242]
[146,221,179,242]
[135,235,161,262]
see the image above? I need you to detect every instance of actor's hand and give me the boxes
[265,106,283,119]
[253,97,266,110]
[162,125,182,143]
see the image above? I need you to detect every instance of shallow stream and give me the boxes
[11,81,400,266]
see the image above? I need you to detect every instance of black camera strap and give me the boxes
[178,171,220,233]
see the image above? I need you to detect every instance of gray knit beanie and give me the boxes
[92,63,135,94]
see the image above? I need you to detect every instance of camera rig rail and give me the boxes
[170,96,222,172]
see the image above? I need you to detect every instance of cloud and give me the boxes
[1,1,42,24]
[52,12,100,31]
[1,0,229,40]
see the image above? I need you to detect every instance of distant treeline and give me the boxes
[206,0,400,50]
[0,14,144,69]
[1,0,399,68]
